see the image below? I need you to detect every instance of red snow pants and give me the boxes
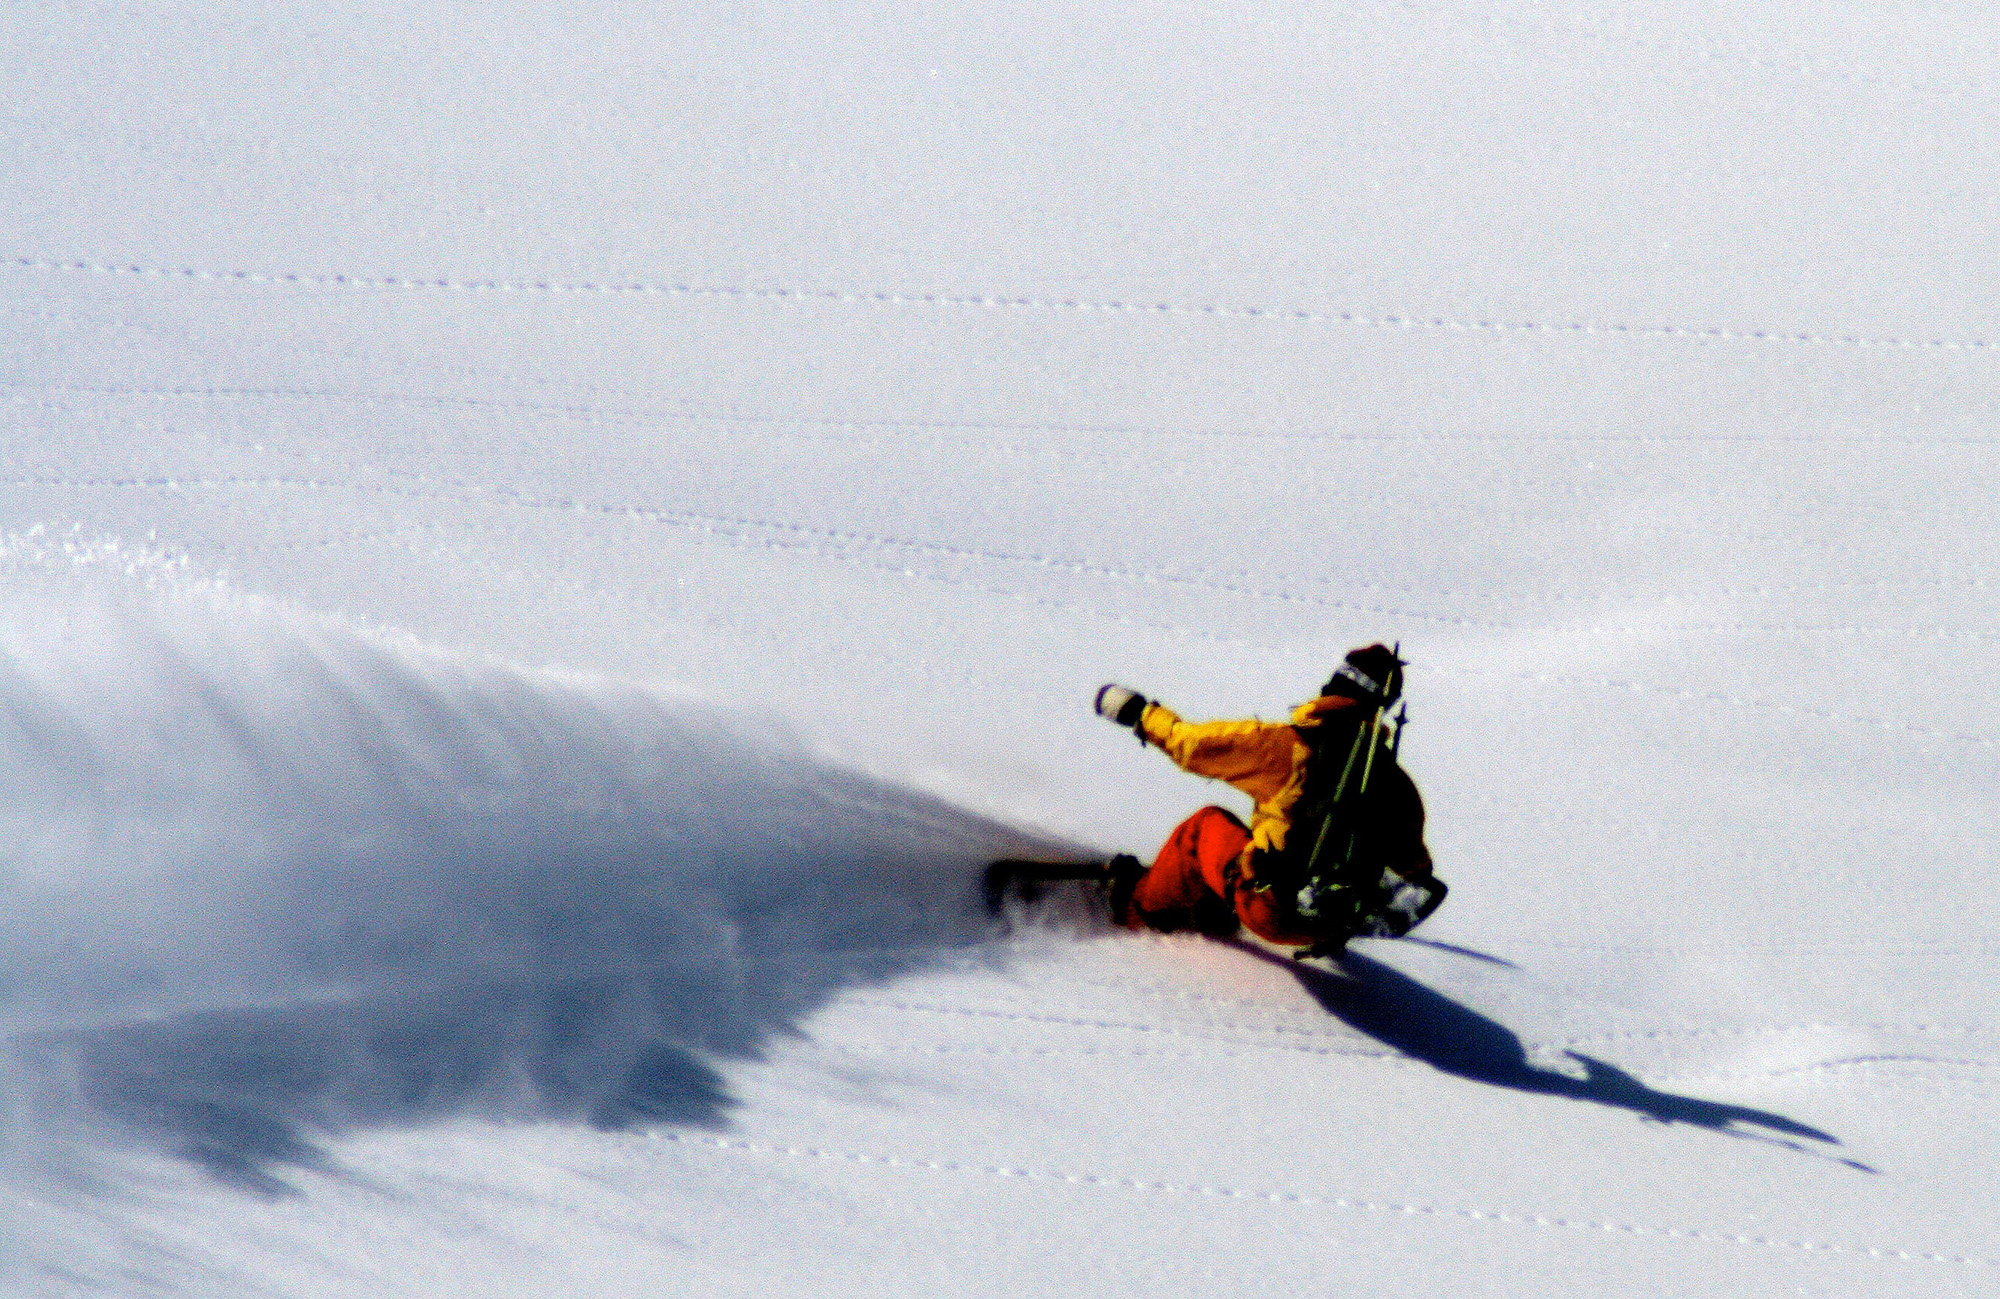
[1125,805,1321,946]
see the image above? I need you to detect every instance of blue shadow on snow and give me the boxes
[1228,940,1874,1172]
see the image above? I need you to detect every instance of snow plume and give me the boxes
[0,580,1051,1193]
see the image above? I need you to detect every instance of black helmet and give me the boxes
[1322,643,1405,705]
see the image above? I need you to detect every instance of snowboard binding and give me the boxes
[1288,866,1449,960]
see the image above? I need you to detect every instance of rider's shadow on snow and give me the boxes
[1239,942,1872,1171]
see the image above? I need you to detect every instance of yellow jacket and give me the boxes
[1140,695,1427,884]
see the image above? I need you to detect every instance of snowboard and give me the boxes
[981,858,1120,915]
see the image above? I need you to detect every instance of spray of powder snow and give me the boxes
[0,553,1066,1216]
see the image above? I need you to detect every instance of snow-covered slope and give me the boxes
[4,1,1996,1294]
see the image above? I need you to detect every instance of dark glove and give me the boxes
[1094,684,1148,728]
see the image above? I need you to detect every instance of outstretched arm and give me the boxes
[1095,684,1299,803]
[1139,704,1299,799]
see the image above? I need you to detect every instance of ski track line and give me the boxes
[1070,975,1858,1040]
[12,389,1998,583]
[6,417,1990,595]
[15,295,2000,442]
[7,470,1998,656]
[0,504,1015,701]
[12,412,1990,601]
[838,995,1372,1047]
[953,969,1999,1045]
[650,1130,1992,1268]
[849,989,1996,1060]
[11,378,2000,451]
[15,383,1994,544]
[1669,1054,2000,1084]
[0,470,1699,639]
[1548,1022,1999,1051]
[9,448,1988,621]
[20,519,2000,770]
[832,997,1998,1074]
[1072,975,1358,1018]
[12,256,2000,357]
[7,470,1998,748]
[1494,932,2000,954]
[820,1039,2000,1087]
[13,411,1985,574]
[1333,570,2000,601]
[821,1039,1414,1066]
[0,399,1980,589]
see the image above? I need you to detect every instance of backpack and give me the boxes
[1266,701,1447,954]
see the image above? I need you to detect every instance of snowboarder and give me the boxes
[1088,644,1443,955]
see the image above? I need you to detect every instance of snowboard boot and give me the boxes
[1103,853,1145,926]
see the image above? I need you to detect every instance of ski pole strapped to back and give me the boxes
[1301,701,1387,887]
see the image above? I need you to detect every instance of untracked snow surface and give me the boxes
[3,1,1997,1294]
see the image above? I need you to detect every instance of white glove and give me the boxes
[1094,684,1147,728]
